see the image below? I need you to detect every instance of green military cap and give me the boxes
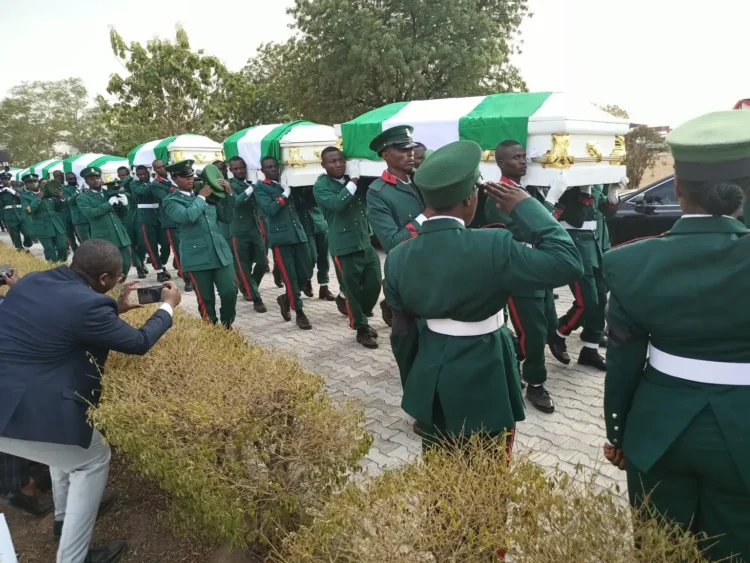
[369,125,419,155]
[424,149,435,160]
[667,110,750,182]
[414,140,482,208]
[0,173,11,180]
[81,166,102,178]
[21,173,39,183]
[165,159,195,177]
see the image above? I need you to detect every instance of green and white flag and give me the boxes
[14,168,31,182]
[224,121,327,169]
[341,92,555,160]
[128,136,179,168]
[29,159,64,179]
[128,134,223,168]
[62,153,129,180]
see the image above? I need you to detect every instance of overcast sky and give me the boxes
[2,0,748,129]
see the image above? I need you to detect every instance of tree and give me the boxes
[599,104,630,120]
[625,125,667,189]
[246,0,530,124]
[99,26,263,155]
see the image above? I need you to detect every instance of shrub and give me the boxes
[0,242,372,551]
[274,435,708,563]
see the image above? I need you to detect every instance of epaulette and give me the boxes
[368,178,386,193]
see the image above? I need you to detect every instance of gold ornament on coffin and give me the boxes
[481,150,496,162]
[336,137,344,151]
[103,173,114,184]
[531,134,628,168]
[285,147,306,168]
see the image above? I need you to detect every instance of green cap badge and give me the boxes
[81,166,102,178]
[369,125,419,155]
[21,173,39,183]
[165,159,195,177]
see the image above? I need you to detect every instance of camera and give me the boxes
[0,264,13,286]
[137,284,164,305]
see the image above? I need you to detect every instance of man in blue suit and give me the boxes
[0,239,181,563]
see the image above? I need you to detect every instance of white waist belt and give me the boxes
[426,311,504,337]
[560,220,597,231]
[3,205,21,209]
[648,344,750,385]
[137,203,159,209]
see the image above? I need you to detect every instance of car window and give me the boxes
[644,178,677,205]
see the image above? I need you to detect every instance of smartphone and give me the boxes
[0,264,13,286]
[137,285,163,305]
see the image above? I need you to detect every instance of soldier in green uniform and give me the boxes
[294,184,336,301]
[255,156,313,330]
[64,171,90,244]
[314,147,381,349]
[366,125,425,327]
[227,156,268,313]
[51,170,78,251]
[485,140,559,413]
[117,166,148,278]
[131,165,171,282]
[151,159,189,291]
[76,167,132,279]
[162,160,237,328]
[385,140,583,453]
[603,110,750,561]
[20,174,69,262]
[0,172,33,252]
[211,160,235,247]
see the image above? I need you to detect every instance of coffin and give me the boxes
[336,92,630,187]
[62,154,130,183]
[129,134,224,172]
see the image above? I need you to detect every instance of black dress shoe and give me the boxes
[380,300,393,327]
[356,328,378,349]
[54,490,116,538]
[184,280,193,293]
[302,280,314,297]
[578,347,607,372]
[548,333,571,365]
[253,298,267,313]
[3,490,53,517]
[365,311,373,318]
[136,267,147,279]
[273,266,283,288]
[553,292,559,300]
[526,384,555,414]
[277,294,291,322]
[363,325,378,339]
[319,285,335,301]
[296,311,312,330]
[85,540,127,563]
[146,256,152,264]
[335,295,348,316]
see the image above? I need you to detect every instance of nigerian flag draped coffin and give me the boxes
[62,154,129,182]
[28,159,64,179]
[128,134,223,170]
[337,92,630,187]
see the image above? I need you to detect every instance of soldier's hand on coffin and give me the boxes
[544,172,568,205]
[198,185,213,199]
[580,185,592,195]
[484,181,530,214]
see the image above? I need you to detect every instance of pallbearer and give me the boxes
[117,166,147,278]
[21,174,68,262]
[151,159,188,291]
[65,172,90,244]
[52,170,77,251]
[0,172,33,252]
[131,165,171,282]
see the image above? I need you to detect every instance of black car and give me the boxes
[607,176,682,246]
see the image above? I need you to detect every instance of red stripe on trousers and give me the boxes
[273,246,296,312]
[259,221,270,265]
[560,281,585,335]
[141,224,160,269]
[507,298,526,358]
[232,236,255,299]
[187,272,209,322]
[165,228,183,278]
[334,256,355,329]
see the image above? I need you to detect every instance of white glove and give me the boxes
[580,186,592,195]
[345,181,357,195]
[609,176,628,204]
[244,186,254,196]
[545,172,568,205]
[414,214,427,225]
[6,188,16,195]
[280,172,291,198]
[282,185,291,198]
[118,194,128,206]
[345,160,360,179]
[108,196,119,206]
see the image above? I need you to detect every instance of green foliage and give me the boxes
[600,104,630,120]
[626,125,668,189]
[246,0,530,124]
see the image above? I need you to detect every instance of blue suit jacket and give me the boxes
[0,266,172,447]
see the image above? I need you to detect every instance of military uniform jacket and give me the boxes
[545,186,601,270]
[76,189,131,247]
[293,186,328,235]
[23,192,66,238]
[603,216,750,491]
[130,180,161,227]
[0,188,28,224]
[384,199,584,434]
[254,179,308,247]
[592,184,618,253]
[229,178,263,242]
[366,171,425,254]
[151,178,178,229]
[65,187,89,226]
[163,191,234,272]
[105,188,137,228]
[313,174,373,257]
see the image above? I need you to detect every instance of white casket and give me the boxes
[62,154,130,183]
[128,134,224,173]
[223,122,338,186]
[336,92,629,187]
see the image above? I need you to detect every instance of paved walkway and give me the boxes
[2,233,625,491]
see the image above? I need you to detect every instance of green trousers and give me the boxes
[125,225,144,269]
[333,258,345,296]
[6,221,33,250]
[306,232,331,285]
[164,227,183,279]
[508,291,557,385]
[64,219,78,251]
[73,223,90,244]
[186,264,238,326]
[557,266,607,345]
[118,245,132,278]
[230,234,266,300]
[273,243,313,312]
[333,247,382,330]
[137,223,166,270]
[39,235,69,263]
[627,408,750,562]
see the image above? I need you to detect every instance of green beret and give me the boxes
[369,125,418,155]
[165,159,195,177]
[667,111,750,182]
[21,173,39,183]
[81,166,102,178]
[414,140,482,209]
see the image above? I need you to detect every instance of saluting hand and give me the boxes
[603,443,627,471]
[117,280,144,314]
[484,181,530,214]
